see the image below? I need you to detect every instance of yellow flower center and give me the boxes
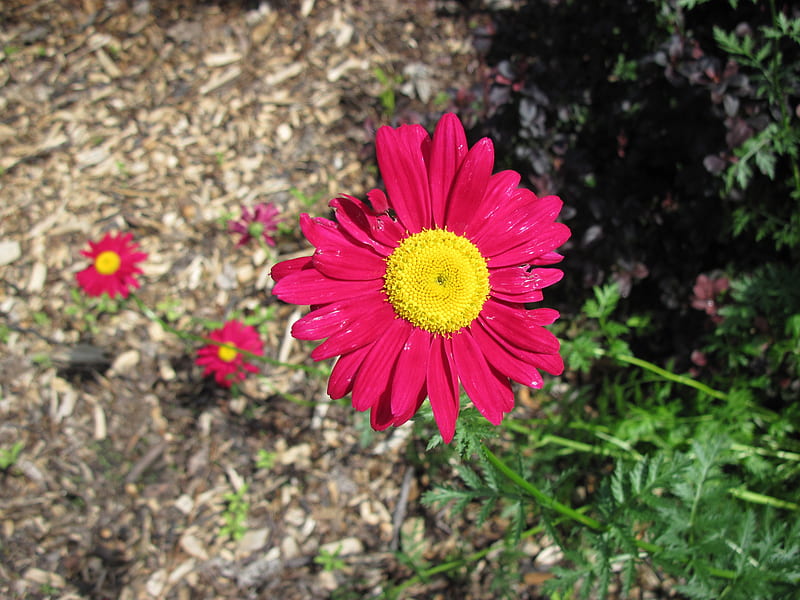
[384,229,490,335]
[94,251,121,275]
[217,345,238,363]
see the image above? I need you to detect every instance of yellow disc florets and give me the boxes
[217,345,238,363]
[94,250,121,275]
[384,229,490,335]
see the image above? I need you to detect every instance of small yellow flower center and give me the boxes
[94,250,121,275]
[217,345,238,363]
[384,229,490,335]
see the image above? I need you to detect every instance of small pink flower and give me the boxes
[196,320,264,388]
[271,113,570,442]
[76,232,148,298]
[228,203,280,247]
[691,274,729,322]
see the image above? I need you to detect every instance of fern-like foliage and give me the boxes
[422,459,511,527]
[704,263,800,409]
[711,10,800,251]
[542,434,800,600]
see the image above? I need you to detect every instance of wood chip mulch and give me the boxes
[1,1,563,599]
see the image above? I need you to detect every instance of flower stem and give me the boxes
[728,487,800,511]
[482,444,663,554]
[599,349,728,400]
[482,446,754,581]
[130,295,329,377]
[481,444,605,531]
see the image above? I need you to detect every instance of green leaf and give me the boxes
[754,145,777,179]
[456,464,483,490]
[0,441,24,470]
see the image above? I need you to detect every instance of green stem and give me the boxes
[539,433,606,455]
[507,429,799,512]
[729,487,800,511]
[130,295,328,377]
[482,445,606,531]
[730,442,800,463]
[484,444,665,555]
[602,350,728,400]
[688,458,713,545]
[506,420,644,461]
[261,379,318,408]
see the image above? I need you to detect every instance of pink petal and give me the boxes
[427,335,460,444]
[292,293,386,340]
[310,298,396,361]
[299,213,341,248]
[471,321,545,388]
[116,282,133,298]
[328,343,372,399]
[124,252,148,266]
[272,268,382,305]
[531,251,565,266]
[376,123,432,232]
[367,189,389,213]
[313,245,386,281]
[392,391,426,427]
[529,351,564,375]
[478,316,565,376]
[390,326,431,422]
[271,256,312,282]
[330,195,404,254]
[350,318,411,411]
[329,196,395,255]
[491,288,544,304]
[451,330,514,424]
[427,113,468,228]
[486,223,572,268]
[301,211,390,277]
[469,187,540,234]
[526,308,561,326]
[479,299,561,354]
[444,138,494,235]
[75,269,96,293]
[370,389,395,431]
[489,267,564,302]
[464,169,522,237]
[472,194,564,256]
[241,362,260,375]
[366,212,406,250]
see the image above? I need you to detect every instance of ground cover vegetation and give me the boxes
[431,0,800,597]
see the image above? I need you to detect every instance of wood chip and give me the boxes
[92,399,107,440]
[180,533,209,559]
[320,536,363,557]
[203,51,242,67]
[199,65,241,95]
[0,241,22,266]
[95,48,122,78]
[24,567,66,588]
[109,350,140,375]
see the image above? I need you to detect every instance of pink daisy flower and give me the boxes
[271,113,570,443]
[691,273,729,323]
[228,202,280,248]
[76,232,148,299]
[196,320,264,388]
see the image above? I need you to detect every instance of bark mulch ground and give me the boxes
[1,1,569,598]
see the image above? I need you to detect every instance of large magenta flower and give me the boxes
[271,113,570,442]
[76,232,148,298]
